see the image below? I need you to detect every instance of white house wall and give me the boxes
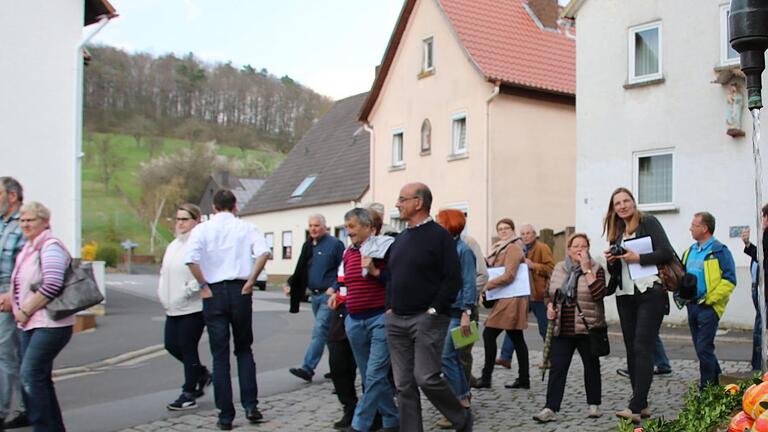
[0,1,83,254]
[574,0,768,327]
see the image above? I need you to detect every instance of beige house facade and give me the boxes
[361,0,577,252]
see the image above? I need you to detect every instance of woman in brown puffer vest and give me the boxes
[533,233,606,424]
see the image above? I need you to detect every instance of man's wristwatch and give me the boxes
[463,308,472,316]
[426,307,438,316]
[199,282,208,289]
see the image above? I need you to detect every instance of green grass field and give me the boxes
[82,132,284,258]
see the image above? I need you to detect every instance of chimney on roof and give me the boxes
[528,0,559,30]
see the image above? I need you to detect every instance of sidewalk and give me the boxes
[117,346,752,432]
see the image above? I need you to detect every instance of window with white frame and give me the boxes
[628,22,662,83]
[392,130,404,166]
[422,37,434,72]
[720,5,740,65]
[634,150,674,208]
[281,231,292,260]
[452,114,467,154]
[264,232,274,259]
[420,119,431,153]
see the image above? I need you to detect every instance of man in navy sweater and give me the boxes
[386,182,473,432]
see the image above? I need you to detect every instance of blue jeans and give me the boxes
[654,336,671,371]
[203,281,258,424]
[0,307,21,418]
[302,292,331,374]
[20,326,72,432]
[501,300,547,361]
[753,286,763,371]
[442,317,470,400]
[345,313,399,430]
[686,303,721,388]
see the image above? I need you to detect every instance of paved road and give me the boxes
[23,273,757,431]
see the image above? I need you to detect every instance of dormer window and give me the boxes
[291,175,317,197]
[422,37,434,72]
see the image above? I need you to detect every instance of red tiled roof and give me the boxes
[439,0,575,95]
[360,0,575,121]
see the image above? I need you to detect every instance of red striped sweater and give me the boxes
[343,247,386,315]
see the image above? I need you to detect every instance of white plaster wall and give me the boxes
[0,1,83,255]
[241,198,368,279]
[574,0,768,327]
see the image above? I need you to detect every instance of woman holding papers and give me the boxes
[473,219,530,390]
[533,233,606,423]
[434,209,477,428]
[602,187,673,423]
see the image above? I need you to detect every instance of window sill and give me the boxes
[417,69,435,80]
[637,203,679,214]
[388,164,406,172]
[623,76,665,89]
[447,152,468,162]
[420,150,431,156]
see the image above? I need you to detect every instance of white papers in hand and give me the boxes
[485,264,531,300]
[623,236,658,280]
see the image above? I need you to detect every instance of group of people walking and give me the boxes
[0,173,746,431]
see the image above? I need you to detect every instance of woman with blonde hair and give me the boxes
[158,203,211,411]
[602,187,672,423]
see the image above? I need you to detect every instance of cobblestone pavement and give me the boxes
[119,347,752,432]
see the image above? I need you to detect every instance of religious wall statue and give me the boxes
[727,82,746,137]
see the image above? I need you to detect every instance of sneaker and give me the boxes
[289,367,313,382]
[615,408,641,423]
[616,368,630,378]
[167,393,198,411]
[533,408,557,423]
[587,405,602,418]
[435,416,453,429]
[495,358,511,369]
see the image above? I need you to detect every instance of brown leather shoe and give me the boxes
[495,358,511,369]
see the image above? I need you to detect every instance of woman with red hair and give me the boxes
[435,209,477,423]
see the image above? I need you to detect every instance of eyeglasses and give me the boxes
[176,217,193,222]
[19,218,38,224]
[397,196,420,203]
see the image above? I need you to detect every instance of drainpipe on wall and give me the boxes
[74,15,111,258]
[363,122,375,202]
[485,81,501,252]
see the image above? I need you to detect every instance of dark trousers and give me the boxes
[482,327,528,381]
[165,312,206,394]
[20,326,72,432]
[616,285,666,412]
[386,312,467,432]
[328,339,358,410]
[203,281,258,423]
[545,335,601,412]
[687,303,721,388]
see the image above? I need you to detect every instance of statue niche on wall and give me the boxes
[726,82,746,137]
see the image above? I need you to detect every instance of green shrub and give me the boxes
[95,244,120,268]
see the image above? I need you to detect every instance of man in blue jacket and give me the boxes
[682,211,736,388]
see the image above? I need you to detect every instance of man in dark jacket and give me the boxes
[386,182,473,432]
[284,214,344,382]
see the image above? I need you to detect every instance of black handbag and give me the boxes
[575,301,610,357]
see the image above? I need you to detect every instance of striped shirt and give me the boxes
[0,210,24,286]
[343,246,386,317]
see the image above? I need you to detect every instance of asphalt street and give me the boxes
[16,272,756,431]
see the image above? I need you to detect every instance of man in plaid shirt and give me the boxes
[0,177,27,429]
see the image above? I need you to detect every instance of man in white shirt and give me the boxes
[186,189,269,431]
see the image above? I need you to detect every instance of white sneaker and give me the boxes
[533,408,557,423]
[587,404,602,418]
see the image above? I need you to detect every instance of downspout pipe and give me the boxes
[363,122,375,204]
[74,15,111,258]
[485,81,501,252]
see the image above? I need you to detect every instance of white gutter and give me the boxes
[485,82,500,252]
[74,15,111,258]
[363,123,375,202]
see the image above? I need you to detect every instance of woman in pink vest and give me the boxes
[11,202,73,432]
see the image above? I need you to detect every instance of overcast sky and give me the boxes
[92,0,569,100]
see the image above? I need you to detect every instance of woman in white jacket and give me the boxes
[158,203,211,411]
